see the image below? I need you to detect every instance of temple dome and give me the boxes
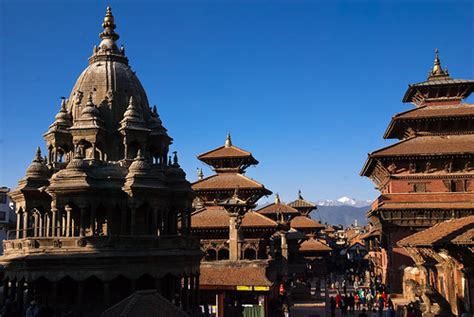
[26,148,49,178]
[66,7,151,132]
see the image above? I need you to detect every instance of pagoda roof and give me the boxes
[288,198,316,209]
[257,202,300,215]
[200,262,272,287]
[299,238,332,252]
[384,104,474,139]
[398,215,474,247]
[192,173,270,193]
[290,215,325,230]
[370,134,474,158]
[198,145,256,161]
[191,206,278,229]
[376,201,474,210]
[403,78,474,103]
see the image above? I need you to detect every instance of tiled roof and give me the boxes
[200,263,272,286]
[288,199,316,208]
[198,145,255,160]
[394,104,474,119]
[451,228,474,245]
[299,238,332,252]
[192,173,269,191]
[101,290,188,317]
[378,202,474,210]
[370,134,474,157]
[257,203,300,215]
[191,206,278,229]
[290,216,325,229]
[398,215,474,247]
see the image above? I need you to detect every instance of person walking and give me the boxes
[330,296,336,317]
[358,308,368,317]
[377,296,384,317]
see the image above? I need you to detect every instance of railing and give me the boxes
[2,234,200,256]
[7,226,81,240]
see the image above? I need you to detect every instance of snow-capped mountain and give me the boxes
[317,196,373,208]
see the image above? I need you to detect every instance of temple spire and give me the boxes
[225,132,232,148]
[428,48,449,80]
[98,6,120,51]
[34,147,42,162]
[197,168,204,180]
[275,193,281,204]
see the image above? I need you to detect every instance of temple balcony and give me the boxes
[2,234,200,257]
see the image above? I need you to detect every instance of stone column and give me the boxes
[51,205,58,237]
[15,211,21,240]
[77,281,84,308]
[16,279,24,315]
[152,207,158,236]
[130,206,136,236]
[25,281,33,308]
[181,274,189,311]
[2,278,9,305]
[189,274,195,311]
[22,210,29,238]
[229,213,240,261]
[79,207,86,237]
[104,282,111,308]
[121,208,127,235]
[180,210,187,236]
[45,213,50,237]
[65,205,72,237]
[90,206,96,236]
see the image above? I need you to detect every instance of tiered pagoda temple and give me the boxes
[361,50,474,292]
[190,135,283,316]
[3,8,201,316]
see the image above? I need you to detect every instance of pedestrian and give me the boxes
[355,292,361,311]
[370,308,378,317]
[386,306,395,317]
[336,291,342,308]
[377,296,384,317]
[348,292,355,314]
[358,308,368,317]
[330,296,336,317]
[366,291,373,311]
[26,300,40,317]
[340,295,347,316]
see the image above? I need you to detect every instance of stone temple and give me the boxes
[2,7,201,316]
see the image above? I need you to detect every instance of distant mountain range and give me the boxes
[256,196,372,227]
[311,197,373,227]
[317,196,373,208]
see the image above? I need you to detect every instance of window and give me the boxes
[0,212,6,221]
[0,194,6,204]
[451,180,465,192]
[413,183,427,193]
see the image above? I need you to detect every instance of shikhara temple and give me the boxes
[361,49,474,313]
[2,7,201,316]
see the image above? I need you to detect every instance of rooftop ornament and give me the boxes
[225,132,232,148]
[428,48,450,80]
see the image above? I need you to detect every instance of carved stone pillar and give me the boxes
[15,211,21,240]
[130,206,136,236]
[2,278,9,305]
[45,212,50,237]
[121,208,127,235]
[181,274,189,311]
[152,207,159,236]
[79,207,86,237]
[89,205,96,236]
[229,213,240,261]
[104,281,111,308]
[16,279,24,315]
[22,210,29,238]
[65,205,72,237]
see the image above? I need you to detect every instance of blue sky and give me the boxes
[0,0,473,202]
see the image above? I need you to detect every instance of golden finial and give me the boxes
[428,48,449,79]
[102,6,116,30]
[197,167,204,180]
[225,132,232,147]
[275,193,281,204]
